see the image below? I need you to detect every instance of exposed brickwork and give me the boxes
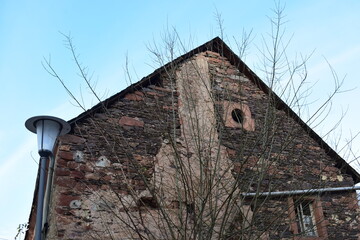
[119,116,145,127]
[124,91,144,101]
[38,49,360,240]
[242,192,360,239]
[205,50,354,191]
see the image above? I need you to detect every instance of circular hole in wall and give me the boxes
[231,109,244,124]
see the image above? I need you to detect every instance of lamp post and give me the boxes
[25,116,71,240]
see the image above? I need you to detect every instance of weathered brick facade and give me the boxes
[26,38,360,239]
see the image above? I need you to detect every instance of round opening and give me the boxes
[231,109,243,124]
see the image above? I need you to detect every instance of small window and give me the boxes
[222,101,255,131]
[295,201,317,237]
[288,197,328,239]
[231,109,244,124]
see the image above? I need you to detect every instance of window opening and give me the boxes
[295,201,317,237]
[231,109,243,124]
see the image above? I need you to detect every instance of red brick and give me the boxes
[124,93,143,101]
[55,207,68,215]
[323,166,339,173]
[226,148,236,157]
[146,91,165,97]
[79,164,94,173]
[226,68,239,75]
[59,134,86,144]
[59,145,71,151]
[205,51,221,57]
[102,175,112,181]
[85,173,100,180]
[134,91,144,96]
[56,168,71,176]
[347,198,359,210]
[56,176,75,187]
[58,194,79,207]
[58,151,73,160]
[119,116,144,127]
[57,229,65,238]
[309,146,321,151]
[70,170,85,179]
[208,57,225,64]
[70,182,86,192]
[148,85,173,92]
[57,159,68,167]
[67,161,78,170]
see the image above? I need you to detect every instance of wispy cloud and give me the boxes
[0,137,36,190]
[308,44,360,79]
[0,136,37,240]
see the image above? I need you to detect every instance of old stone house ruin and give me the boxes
[26,38,360,239]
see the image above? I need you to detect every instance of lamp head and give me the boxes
[25,116,71,157]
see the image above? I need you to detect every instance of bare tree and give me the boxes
[36,4,360,240]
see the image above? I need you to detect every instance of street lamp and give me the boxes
[25,116,71,240]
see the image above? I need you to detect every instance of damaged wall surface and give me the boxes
[25,38,360,240]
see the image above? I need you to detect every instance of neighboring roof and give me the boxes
[69,37,360,183]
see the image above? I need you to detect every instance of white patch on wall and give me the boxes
[74,151,84,163]
[96,156,110,167]
[69,200,82,209]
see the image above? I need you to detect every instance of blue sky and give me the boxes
[1,1,360,239]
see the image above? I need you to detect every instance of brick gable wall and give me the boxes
[43,51,359,240]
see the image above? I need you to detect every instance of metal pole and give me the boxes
[35,155,48,240]
[241,185,360,198]
[42,155,55,233]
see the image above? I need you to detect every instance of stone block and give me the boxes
[58,151,73,160]
[58,194,80,207]
[119,116,144,127]
[124,93,143,101]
